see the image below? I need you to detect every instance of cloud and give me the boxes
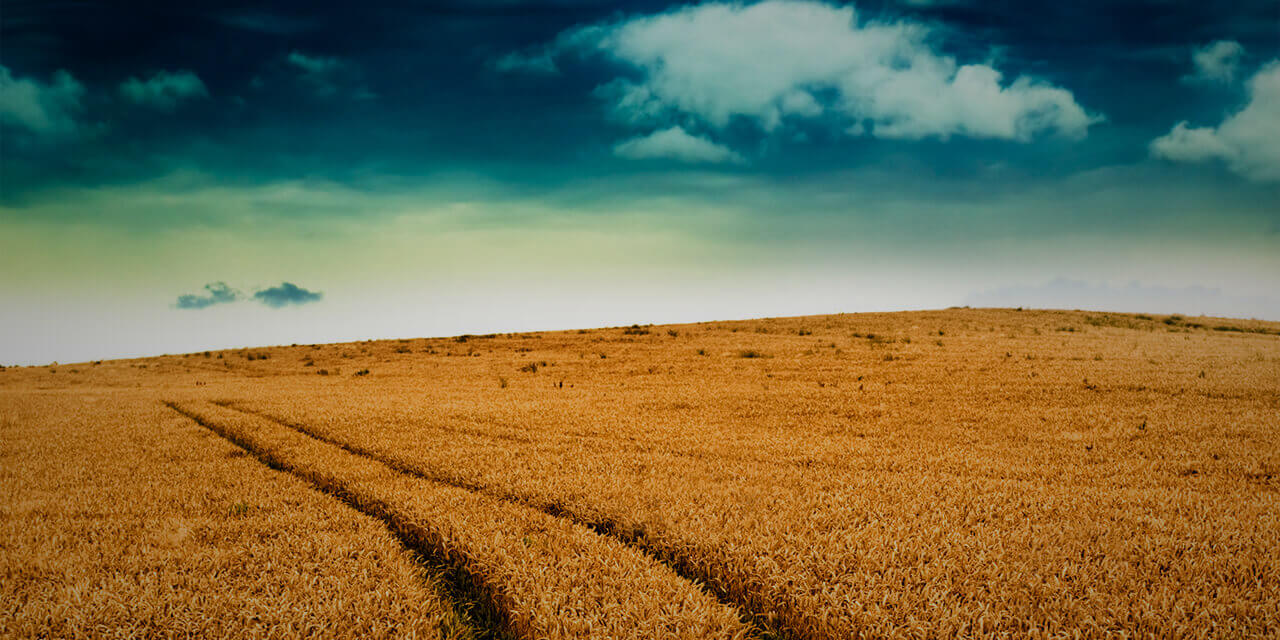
[218,10,314,35]
[119,70,209,110]
[175,282,240,309]
[253,282,323,308]
[287,51,344,76]
[175,281,322,309]
[508,0,1098,144]
[1149,122,1235,162]
[1185,40,1245,84]
[965,278,1280,320]
[285,51,375,99]
[493,50,559,74]
[0,65,85,136]
[1151,60,1280,182]
[613,126,746,163]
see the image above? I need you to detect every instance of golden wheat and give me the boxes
[0,393,471,639]
[2,308,1277,638]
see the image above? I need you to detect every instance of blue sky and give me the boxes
[2,0,1278,364]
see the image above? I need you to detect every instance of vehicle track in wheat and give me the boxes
[166,399,758,640]
[210,400,835,638]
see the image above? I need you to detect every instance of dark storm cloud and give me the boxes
[175,281,240,309]
[253,282,323,308]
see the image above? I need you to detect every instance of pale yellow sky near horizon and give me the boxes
[3,172,1278,365]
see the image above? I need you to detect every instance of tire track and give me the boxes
[211,399,798,640]
[164,401,514,640]
[168,400,752,640]
[221,398,849,474]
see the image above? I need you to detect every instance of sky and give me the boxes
[2,0,1278,365]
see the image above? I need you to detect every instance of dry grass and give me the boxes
[2,308,1278,638]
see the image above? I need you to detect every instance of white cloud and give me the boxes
[613,126,746,164]
[1151,60,1280,182]
[0,65,85,136]
[1185,40,1245,84]
[516,0,1097,143]
[119,70,209,110]
[1149,122,1234,163]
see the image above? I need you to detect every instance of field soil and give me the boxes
[2,308,1278,638]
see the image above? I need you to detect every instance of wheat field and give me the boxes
[2,308,1277,638]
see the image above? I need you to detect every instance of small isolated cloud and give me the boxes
[175,282,240,309]
[613,126,745,164]
[0,65,85,137]
[503,0,1099,146]
[285,51,375,100]
[287,51,344,76]
[965,278,1280,320]
[218,10,313,35]
[119,70,209,110]
[493,50,559,74]
[1151,60,1280,182]
[1185,40,1245,84]
[253,282,323,308]
[176,281,322,309]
